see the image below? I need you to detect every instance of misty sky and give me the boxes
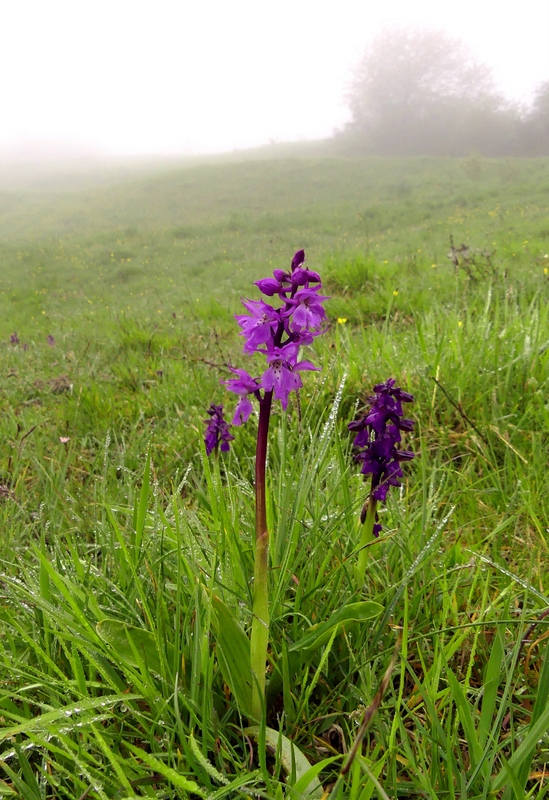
[1,0,548,157]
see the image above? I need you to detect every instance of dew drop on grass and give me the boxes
[2,740,36,761]
[317,368,348,465]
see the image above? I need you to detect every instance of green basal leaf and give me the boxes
[290,601,383,657]
[96,619,173,676]
[266,601,383,707]
[208,593,254,719]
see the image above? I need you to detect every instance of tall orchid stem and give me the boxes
[357,494,377,585]
[250,389,273,720]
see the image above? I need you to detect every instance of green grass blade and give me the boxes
[209,592,253,719]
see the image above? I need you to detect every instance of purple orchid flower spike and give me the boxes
[222,249,329,719]
[226,249,328,420]
[204,404,234,456]
[349,378,415,535]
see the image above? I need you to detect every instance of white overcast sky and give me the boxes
[1,0,548,157]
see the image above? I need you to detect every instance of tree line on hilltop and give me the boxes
[340,28,549,157]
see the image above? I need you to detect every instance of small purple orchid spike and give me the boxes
[349,379,415,534]
[204,404,234,455]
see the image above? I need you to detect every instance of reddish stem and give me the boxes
[255,390,273,540]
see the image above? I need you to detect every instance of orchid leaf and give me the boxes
[266,601,383,707]
[96,619,173,676]
[289,601,383,657]
[245,725,324,799]
[209,593,254,719]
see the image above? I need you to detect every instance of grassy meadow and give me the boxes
[1,150,549,798]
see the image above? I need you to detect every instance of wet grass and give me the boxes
[0,153,548,797]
